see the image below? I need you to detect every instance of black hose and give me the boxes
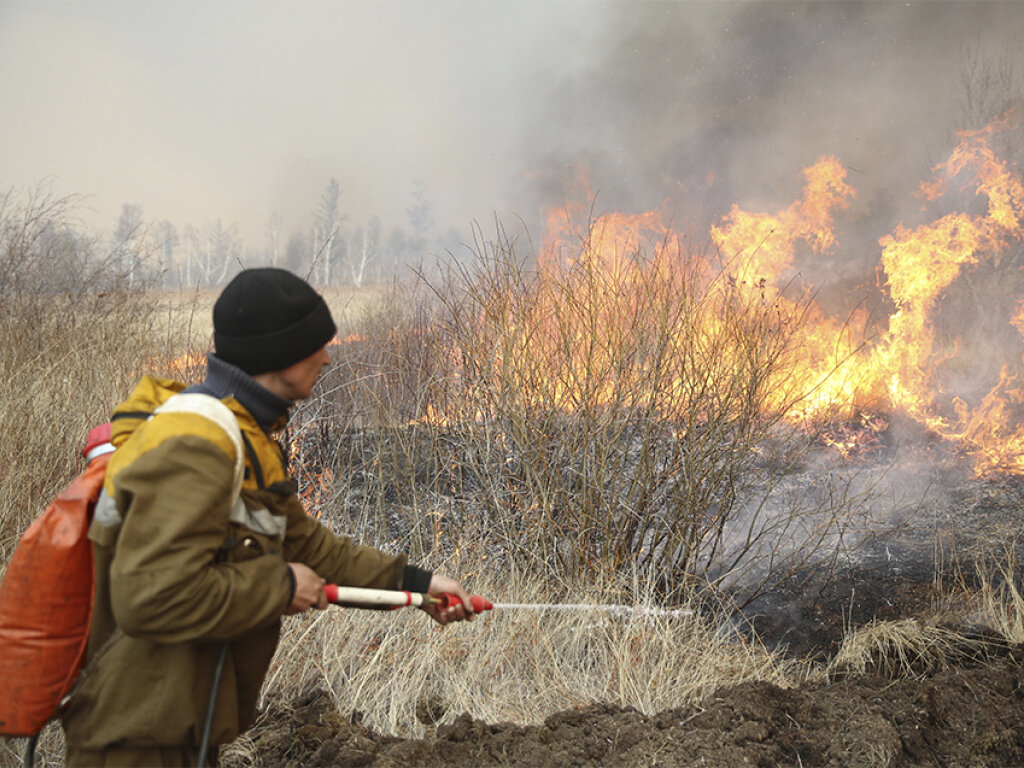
[22,732,38,768]
[197,642,229,768]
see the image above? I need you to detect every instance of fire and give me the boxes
[289,433,333,518]
[711,155,854,285]
[151,350,207,382]
[297,465,333,519]
[871,112,1024,473]
[530,112,1024,475]
[709,155,881,420]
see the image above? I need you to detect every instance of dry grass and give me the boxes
[951,542,1024,644]
[826,618,976,680]
[823,540,1024,684]
[225,564,802,752]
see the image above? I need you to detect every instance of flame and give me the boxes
[525,112,1024,475]
[289,432,332,518]
[151,350,207,382]
[297,466,333,519]
[161,115,1024,478]
[870,112,1024,471]
[711,155,854,285]
[709,156,880,420]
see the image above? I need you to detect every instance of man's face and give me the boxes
[267,345,332,400]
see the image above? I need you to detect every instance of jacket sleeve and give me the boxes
[280,496,409,590]
[109,435,293,643]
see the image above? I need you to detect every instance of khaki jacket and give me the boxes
[63,376,407,751]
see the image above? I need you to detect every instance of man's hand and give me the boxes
[422,573,475,625]
[286,562,328,615]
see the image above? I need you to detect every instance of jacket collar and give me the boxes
[190,354,293,433]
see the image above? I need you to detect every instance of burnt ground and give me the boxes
[229,455,1024,768]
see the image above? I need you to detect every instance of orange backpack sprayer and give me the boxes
[0,394,245,768]
[0,424,113,758]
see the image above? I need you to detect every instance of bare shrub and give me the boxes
[313,224,881,604]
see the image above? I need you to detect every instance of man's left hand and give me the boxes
[423,573,475,625]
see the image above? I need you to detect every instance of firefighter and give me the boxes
[62,268,473,767]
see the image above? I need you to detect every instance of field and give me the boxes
[3,189,1024,768]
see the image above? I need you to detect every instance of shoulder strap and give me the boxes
[153,394,245,501]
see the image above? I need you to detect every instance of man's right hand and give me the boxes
[286,562,328,614]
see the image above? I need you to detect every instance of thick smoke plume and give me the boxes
[517,2,1021,249]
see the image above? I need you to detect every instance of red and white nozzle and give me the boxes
[323,585,493,613]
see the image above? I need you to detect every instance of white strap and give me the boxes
[153,394,245,501]
[84,442,116,462]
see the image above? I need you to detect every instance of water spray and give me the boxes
[324,585,693,618]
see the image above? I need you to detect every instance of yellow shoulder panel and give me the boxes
[105,411,237,493]
[109,375,187,448]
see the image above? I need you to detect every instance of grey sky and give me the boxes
[0,1,601,243]
[1,1,1022,254]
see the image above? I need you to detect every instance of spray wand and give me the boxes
[324,585,693,618]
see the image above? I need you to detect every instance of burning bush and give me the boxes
[306,224,882,608]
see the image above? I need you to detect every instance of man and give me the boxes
[62,268,472,767]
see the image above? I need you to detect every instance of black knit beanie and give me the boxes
[213,268,337,375]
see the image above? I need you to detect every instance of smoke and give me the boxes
[514,2,1022,249]
[2,0,1021,281]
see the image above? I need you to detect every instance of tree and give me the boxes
[159,220,178,286]
[347,215,381,287]
[284,230,309,275]
[406,180,434,252]
[112,204,144,287]
[385,226,411,278]
[182,224,199,286]
[266,211,282,267]
[202,219,240,285]
[314,178,345,285]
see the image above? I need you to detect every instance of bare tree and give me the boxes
[347,215,381,287]
[202,219,240,285]
[406,180,434,252]
[0,183,99,295]
[314,178,344,285]
[159,220,178,286]
[383,226,411,279]
[182,224,199,287]
[267,211,282,267]
[112,204,144,287]
[284,230,309,275]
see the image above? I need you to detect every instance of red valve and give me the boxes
[439,593,493,613]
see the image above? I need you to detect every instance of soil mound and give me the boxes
[238,649,1024,768]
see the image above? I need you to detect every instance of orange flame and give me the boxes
[530,113,1024,475]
